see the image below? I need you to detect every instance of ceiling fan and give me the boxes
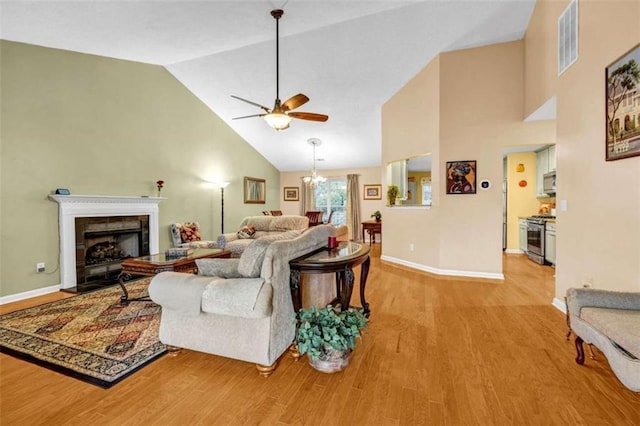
[231,9,329,131]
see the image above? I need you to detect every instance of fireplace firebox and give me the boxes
[74,215,150,292]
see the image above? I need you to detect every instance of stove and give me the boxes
[526,216,555,264]
[527,215,555,224]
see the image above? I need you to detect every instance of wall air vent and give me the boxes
[558,0,579,75]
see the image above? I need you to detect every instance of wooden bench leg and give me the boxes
[588,344,596,360]
[575,336,585,365]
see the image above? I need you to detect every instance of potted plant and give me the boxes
[296,305,368,373]
[371,210,382,222]
[387,185,399,206]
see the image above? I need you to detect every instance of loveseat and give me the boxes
[566,288,640,392]
[216,215,309,256]
[149,225,334,376]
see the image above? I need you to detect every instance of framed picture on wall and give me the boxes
[445,161,477,194]
[363,184,382,200]
[244,177,266,204]
[605,43,640,161]
[283,186,299,201]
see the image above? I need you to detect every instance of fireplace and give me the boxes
[75,215,150,292]
[49,195,164,291]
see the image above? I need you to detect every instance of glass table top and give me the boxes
[132,248,223,264]
[294,242,370,264]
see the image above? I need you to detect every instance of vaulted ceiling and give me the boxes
[1,1,537,171]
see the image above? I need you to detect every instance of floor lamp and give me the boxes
[217,181,230,234]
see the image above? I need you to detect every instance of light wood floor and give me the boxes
[1,247,638,425]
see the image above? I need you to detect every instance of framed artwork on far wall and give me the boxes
[446,161,477,194]
[283,186,299,201]
[244,176,266,204]
[363,184,382,200]
[606,43,640,161]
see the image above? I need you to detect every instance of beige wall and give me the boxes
[382,0,639,294]
[0,41,280,297]
[524,0,640,295]
[382,41,553,277]
[382,56,441,268]
[505,152,539,250]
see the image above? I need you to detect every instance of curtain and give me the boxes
[346,174,361,241]
[300,180,315,215]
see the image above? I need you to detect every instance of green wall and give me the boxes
[0,40,280,297]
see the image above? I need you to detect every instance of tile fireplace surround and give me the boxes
[49,195,165,290]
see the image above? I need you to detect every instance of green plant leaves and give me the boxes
[295,305,368,361]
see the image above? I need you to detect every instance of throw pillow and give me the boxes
[180,223,201,242]
[237,225,256,239]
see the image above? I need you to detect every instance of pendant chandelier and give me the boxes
[303,138,326,185]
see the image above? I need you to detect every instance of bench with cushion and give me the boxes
[566,288,640,392]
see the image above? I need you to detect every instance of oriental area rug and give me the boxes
[0,278,166,388]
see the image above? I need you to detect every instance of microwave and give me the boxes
[543,171,556,194]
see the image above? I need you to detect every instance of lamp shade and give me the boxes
[264,113,292,130]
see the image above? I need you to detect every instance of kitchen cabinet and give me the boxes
[548,144,556,172]
[545,222,556,265]
[519,219,528,253]
[536,145,556,197]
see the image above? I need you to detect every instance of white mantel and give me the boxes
[49,195,165,289]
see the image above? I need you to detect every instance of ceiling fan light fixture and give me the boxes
[264,112,292,130]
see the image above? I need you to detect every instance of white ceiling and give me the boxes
[0,0,537,172]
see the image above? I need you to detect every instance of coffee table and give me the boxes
[118,248,231,304]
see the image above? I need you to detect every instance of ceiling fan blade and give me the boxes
[231,95,271,112]
[282,93,309,111]
[232,113,266,120]
[288,111,329,122]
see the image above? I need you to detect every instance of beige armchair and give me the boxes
[170,222,217,248]
[149,225,334,376]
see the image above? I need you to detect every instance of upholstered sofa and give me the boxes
[216,215,309,256]
[149,225,334,376]
[566,288,640,392]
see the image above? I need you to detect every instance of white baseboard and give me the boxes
[381,255,505,280]
[552,297,567,313]
[0,283,61,305]
[504,248,524,254]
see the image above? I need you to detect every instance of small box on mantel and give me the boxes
[164,247,193,258]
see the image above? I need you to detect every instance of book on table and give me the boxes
[164,247,194,258]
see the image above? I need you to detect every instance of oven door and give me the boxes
[526,221,545,263]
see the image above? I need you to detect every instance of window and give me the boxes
[314,178,347,225]
[422,182,432,206]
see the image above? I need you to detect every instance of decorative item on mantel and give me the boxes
[156,180,164,197]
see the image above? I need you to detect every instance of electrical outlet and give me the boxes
[409,243,414,252]
[36,262,45,273]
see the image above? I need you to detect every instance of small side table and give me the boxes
[361,220,382,245]
[289,242,371,317]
